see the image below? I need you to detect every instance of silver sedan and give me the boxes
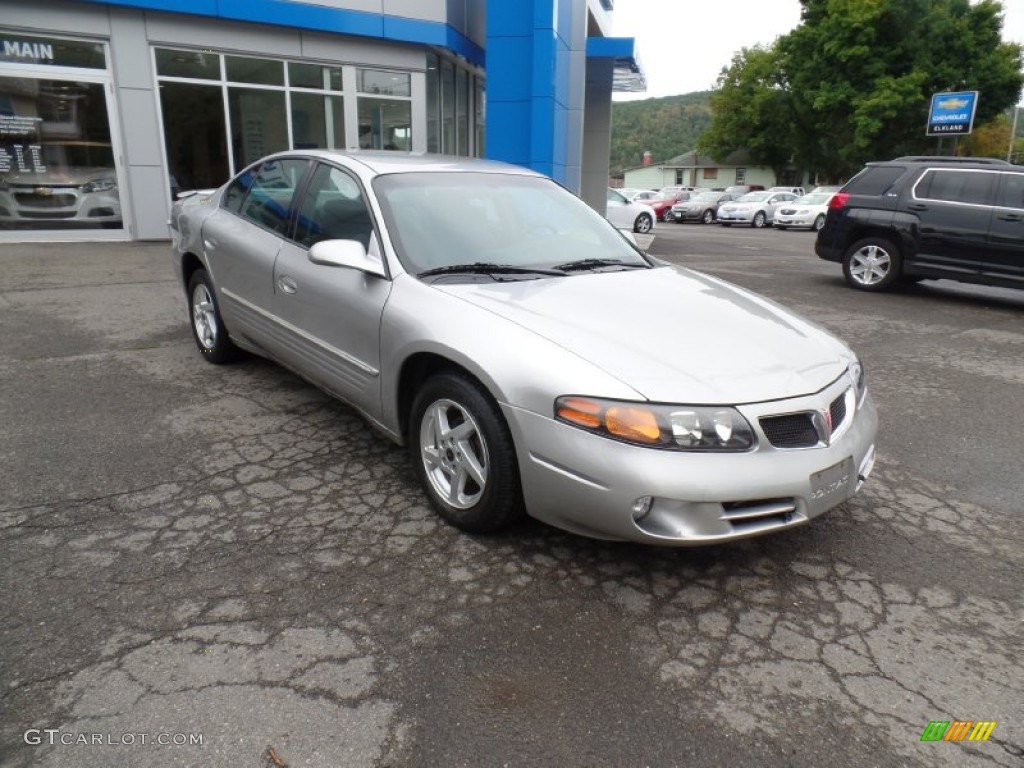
[170,151,877,546]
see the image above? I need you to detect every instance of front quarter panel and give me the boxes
[170,190,222,282]
[379,274,645,439]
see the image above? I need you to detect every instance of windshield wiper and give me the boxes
[552,258,649,272]
[418,262,566,278]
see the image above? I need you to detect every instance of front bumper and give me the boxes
[501,376,878,546]
[717,211,754,224]
[775,214,814,228]
[0,187,121,226]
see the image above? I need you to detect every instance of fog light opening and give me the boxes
[631,496,653,522]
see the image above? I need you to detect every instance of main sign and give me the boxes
[926,91,978,136]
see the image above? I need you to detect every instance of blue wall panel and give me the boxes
[75,0,484,66]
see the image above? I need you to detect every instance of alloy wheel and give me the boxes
[419,398,489,509]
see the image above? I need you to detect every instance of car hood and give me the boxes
[435,266,851,404]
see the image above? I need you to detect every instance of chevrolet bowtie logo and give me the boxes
[34,187,53,195]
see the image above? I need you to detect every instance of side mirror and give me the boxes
[308,239,386,277]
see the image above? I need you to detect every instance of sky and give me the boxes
[611,0,1024,104]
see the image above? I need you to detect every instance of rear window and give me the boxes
[843,165,906,196]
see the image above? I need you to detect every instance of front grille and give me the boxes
[829,393,847,430]
[779,208,796,215]
[760,413,818,448]
[15,193,77,208]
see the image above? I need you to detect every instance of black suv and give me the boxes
[815,156,1024,291]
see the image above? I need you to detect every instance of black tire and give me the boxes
[660,208,674,222]
[701,209,715,225]
[813,214,826,232]
[776,225,788,231]
[752,211,768,228]
[720,222,732,227]
[634,213,653,233]
[187,269,239,364]
[841,236,903,291]
[409,373,524,534]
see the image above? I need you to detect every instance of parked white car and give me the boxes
[716,191,798,228]
[773,192,836,231]
[606,188,656,233]
[619,187,660,203]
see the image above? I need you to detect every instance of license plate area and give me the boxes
[808,457,853,515]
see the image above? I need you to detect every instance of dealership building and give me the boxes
[0,0,643,241]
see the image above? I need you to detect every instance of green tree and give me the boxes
[700,0,1024,180]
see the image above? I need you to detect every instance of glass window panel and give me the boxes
[228,88,288,169]
[226,55,284,86]
[441,59,454,154]
[0,33,105,69]
[455,67,468,156]
[239,158,308,236]
[357,69,410,97]
[357,98,411,151]
[0,76,120,230]
[474,79,485,158]
[155,48,219,80]
[288,62,342,91]
[291,92,344,150]
[426,54,440,154]
[295,163,373,248]
[160,81,229,194]
[222,165,256,213]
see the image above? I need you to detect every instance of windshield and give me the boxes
[692,192,721,202]
[373,172,650,275]
[796,193,833,205]
[737,192,770,202]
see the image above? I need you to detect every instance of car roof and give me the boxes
[264,149,543,177]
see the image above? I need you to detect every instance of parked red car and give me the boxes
[647,188,703,222]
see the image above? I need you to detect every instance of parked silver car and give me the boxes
[717,191,799,228]
[170,151,877,546]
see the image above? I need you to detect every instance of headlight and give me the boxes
[555,396,755,451]
[82,177,117,193]
[850,360,867,404]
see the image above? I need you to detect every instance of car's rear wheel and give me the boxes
[187,269,239,363]
[813,214,826,232]
[701,209,715,225]
[842,237,902,291]
[752,211,767,228]
[410,373,524,534]
[634,212,653,233]
[661,208,674,222]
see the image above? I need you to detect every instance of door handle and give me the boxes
[907,203,927,211]
[996,213,1023,222]
[277,276,298,295]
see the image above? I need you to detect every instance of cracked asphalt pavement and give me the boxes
[1,232,1022,767]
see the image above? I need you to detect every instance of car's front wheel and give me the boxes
[660,208,674,222]
[634,212,653,233]
[701,209,715,225]
[187,269,239,364]
[842,237,903,291]
[752,211,767,228]
[410,373,524,534]
[813,214,826,232]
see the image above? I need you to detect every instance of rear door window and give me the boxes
[915,170,995,206]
